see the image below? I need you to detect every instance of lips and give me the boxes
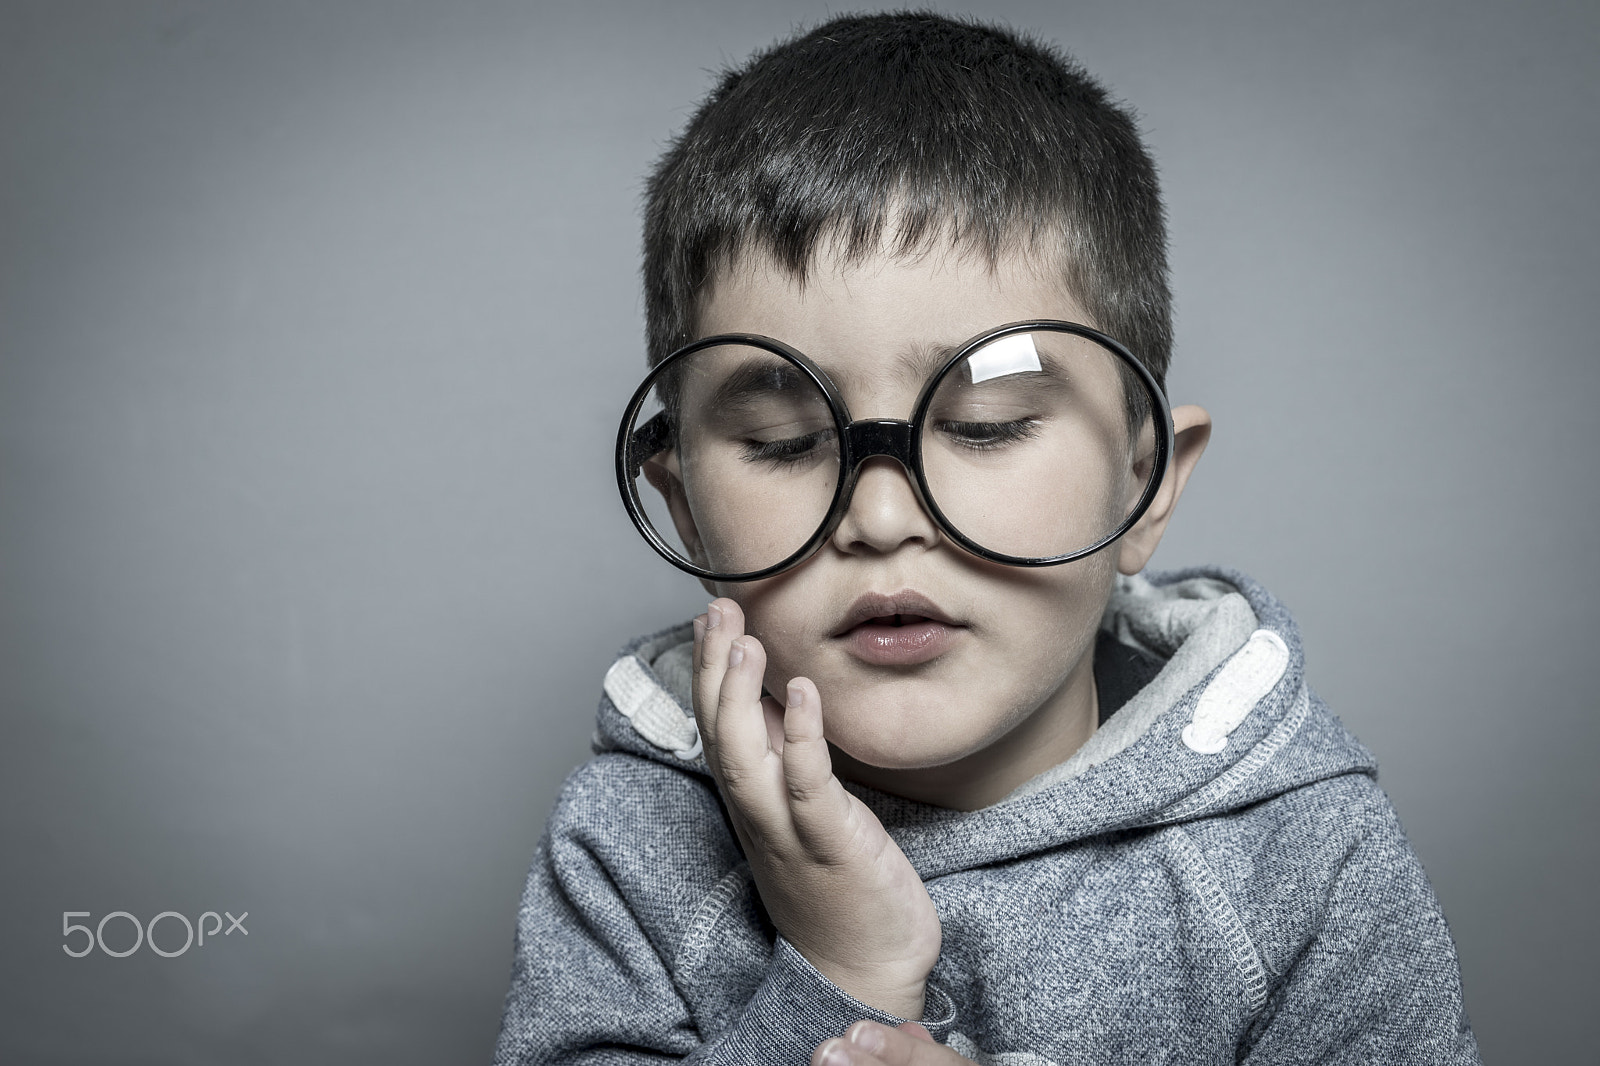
[831,591,958,635]
[832,591,964,666]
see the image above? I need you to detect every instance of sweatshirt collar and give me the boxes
[593,566,1377,875]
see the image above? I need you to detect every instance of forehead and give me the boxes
[695,246,1094,396]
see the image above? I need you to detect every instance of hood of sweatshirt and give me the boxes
[591,565,1376,880]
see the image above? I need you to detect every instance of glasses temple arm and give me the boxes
[627,412,673,481]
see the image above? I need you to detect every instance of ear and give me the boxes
[640,449,716,593]
[1115,404,1212,575]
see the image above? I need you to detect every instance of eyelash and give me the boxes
[739,417,1038,465]
[936,418,1041,450]
[741,430,836,466]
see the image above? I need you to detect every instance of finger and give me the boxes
[713,630,785,816]
[780,676,858,856]
[842,1021,968,1064]
[811,1038,852,1066]
[692,598,743,756]
[691,612,709,742]
[811,1038,899,1066]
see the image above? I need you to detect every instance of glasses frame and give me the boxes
[616,319,1174,582]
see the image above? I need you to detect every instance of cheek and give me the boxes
[983,551,1117,686]
[716,579,817,694]
[977,539,1117,626]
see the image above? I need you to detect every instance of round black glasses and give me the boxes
[616,320,1173,582]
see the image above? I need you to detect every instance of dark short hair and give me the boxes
[642,11,1172,386]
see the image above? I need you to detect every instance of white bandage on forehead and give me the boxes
[965,331,1041,384]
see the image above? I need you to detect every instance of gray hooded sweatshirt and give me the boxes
[494,567,1480,1064]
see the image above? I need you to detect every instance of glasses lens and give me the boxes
[919,328,1161,561]
[623,343,842,577]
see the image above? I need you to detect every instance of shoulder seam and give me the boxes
[1162,825,1270,1018]
[674,864,750,985]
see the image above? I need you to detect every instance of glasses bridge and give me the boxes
[841,418,917,468]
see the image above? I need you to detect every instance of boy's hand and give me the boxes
[813,1022,976,1066]
[694,599,942,1020]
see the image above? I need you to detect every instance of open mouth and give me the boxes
[866,613,932,627]
[834,593,963,666]
[832,592,959,637]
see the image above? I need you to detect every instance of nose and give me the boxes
[831,455,941,557]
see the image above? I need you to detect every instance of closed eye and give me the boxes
[740,429,837,467]
[935,418,1041,450]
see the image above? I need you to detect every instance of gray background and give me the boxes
[2,1,1594,1062]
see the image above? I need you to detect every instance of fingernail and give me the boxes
[819,1041,852,1066]
[706,603,722,630]
[693,616,705,641]
[848,1023,884,1052]
[728,639,744,667]
[787,682,803,708]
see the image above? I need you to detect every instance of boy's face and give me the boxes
[677,245,1204,808]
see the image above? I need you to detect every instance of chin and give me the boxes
[823,700,989,772]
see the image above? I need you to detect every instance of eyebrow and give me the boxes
[698,337,1070,414]
[893,342,964,384]
[703,358,816,411]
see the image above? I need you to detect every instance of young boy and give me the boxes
[494,13,1478,1065]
